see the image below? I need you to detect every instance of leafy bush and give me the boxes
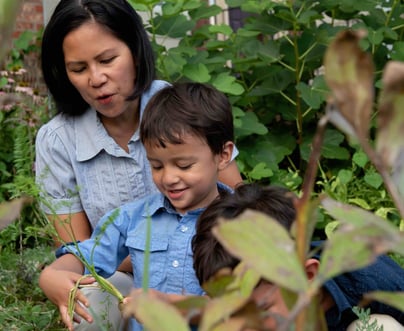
[131,0,404,232]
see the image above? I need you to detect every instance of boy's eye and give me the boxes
[178,164,192,170]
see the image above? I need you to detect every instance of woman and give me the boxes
[35,1,242,330]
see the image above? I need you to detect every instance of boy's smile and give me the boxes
[145,133,226,215]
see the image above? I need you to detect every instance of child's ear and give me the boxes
[218,141,234,170]
[304,258,320,281]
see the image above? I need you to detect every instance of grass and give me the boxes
[0,245,65,330]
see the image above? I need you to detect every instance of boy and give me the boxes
[192,183,404,330]
[39,82,236,331]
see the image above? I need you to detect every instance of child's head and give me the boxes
[140,82,234,214]
[140,82,234,155]
[192,182,296,284]
[192,182,321,330]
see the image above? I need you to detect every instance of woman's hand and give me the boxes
[38,254,94,330]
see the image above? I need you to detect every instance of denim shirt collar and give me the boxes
[141,182,233,218]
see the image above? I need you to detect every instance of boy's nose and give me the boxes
[162,169,180,185]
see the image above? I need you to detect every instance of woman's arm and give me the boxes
[218,160,243,189]
[48,211,92,247]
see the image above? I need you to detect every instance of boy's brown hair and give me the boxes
[192,183,296,284]
[140,82,234,155]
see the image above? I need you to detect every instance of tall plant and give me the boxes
[130,0,404,212]
[121,28,404,331]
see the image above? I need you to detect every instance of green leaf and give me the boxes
[364,291,404,312]
[297,81,323,109]
[337,169,352,185]
[352,150,368,168]
[208,24,233,37]
[213,210,308,293]
[153,14,195,38]
[324,30,374,140]
[189,4,222,21]
[211,73,245,95]
[364,171,383,189]
[348,198,371,210]
[183,63,211,82]
[199,292,250,331]
[123,292,191,331]
[320,197,404,262]
[376,61,404,198]
[248,162,273,180]
[234,111,268,138]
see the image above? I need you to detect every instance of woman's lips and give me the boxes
[97,94,113,105]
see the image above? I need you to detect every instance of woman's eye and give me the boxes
[69,67,85,73]
[101,57,115,64]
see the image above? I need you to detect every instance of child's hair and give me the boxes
[140,82,234,155]
[42,0,155,116]
[192,183,296,284]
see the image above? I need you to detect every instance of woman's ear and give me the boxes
[304,258,320,281]
[218,141,234,170]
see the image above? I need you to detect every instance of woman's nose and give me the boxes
[89,67,107,87]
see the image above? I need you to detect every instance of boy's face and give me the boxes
[250,281,290,330]
[145,133,230,214]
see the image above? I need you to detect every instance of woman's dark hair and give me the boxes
[41,0,155,115]
[140,82,234,155]
[192,183,296,284]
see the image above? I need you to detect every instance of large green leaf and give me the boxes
[234,111,268,138]
[317,197,404,283]
[153,14,195,38]
[324,30,374,141]
[123,292,190,331]
[213,210,308,293]
[211,73,245,95]
[364,291,404,312]
[183,63,211,83]
[376,61,404,198]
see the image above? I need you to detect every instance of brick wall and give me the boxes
[10,0,45,94]
[13,0,44,38]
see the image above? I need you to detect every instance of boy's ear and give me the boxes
[304,258,320,280]
[218,141,234,170]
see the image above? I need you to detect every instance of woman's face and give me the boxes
[63,21,137,119]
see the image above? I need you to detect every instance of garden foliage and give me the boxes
[0,0,404,330]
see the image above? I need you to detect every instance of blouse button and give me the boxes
[180,225,188,232]
[172,260,179,267]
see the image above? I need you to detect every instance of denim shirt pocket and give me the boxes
[127,235,169,288]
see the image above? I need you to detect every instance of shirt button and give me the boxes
[180,225,188,232]
[172,260,179,267]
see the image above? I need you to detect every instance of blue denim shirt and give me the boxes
[57,183,232,330]
[35,80,170,229]
[311,242,404,330]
